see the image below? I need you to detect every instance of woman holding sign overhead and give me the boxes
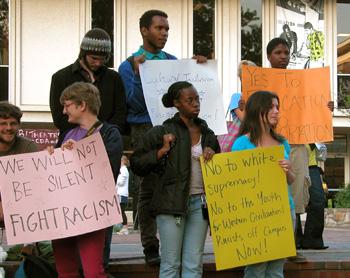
[130,81,220,278]
[232,91,296,278]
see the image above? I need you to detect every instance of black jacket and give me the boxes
[49,59,127,146]
[100,122,123,182]
[130,113,220,216]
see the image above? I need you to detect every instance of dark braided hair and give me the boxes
[162,81,193,108]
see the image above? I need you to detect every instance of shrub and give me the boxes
[335,185,350,208]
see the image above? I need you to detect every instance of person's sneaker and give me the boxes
[145,251,161,266]
[117,226,129,235]
[287,252,307,264]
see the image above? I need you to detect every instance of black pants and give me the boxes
[120,202,128,225]
[103,226,113,268]
[295,213,303,248]
[130,124,159,254]
[138,173,159,253]
[302,167,326,248]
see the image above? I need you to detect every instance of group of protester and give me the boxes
[0,8,332,278]
[225,38,332,277]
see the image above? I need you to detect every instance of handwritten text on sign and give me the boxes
[0,133,121,245]
[140,59,227,135]
[241,65,333,144]
[201,146,295,270]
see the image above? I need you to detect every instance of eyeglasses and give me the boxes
[63,102,76,109]
[0,121,19,128]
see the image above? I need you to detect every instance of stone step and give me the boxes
[2,258,349,278]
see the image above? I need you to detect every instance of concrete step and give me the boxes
[108,256,350,278]
[2,257,349,278]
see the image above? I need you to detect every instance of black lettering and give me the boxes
[98,200,106,216]
[47,175,57,192]
[0,158,24,175]
[63,206,74,229]
[12,181,32,201]
[203,160,222,176]
[31,156,48,171]
[105,195,120,215]
[72,207,84,223]
[27,212,38,232]
[84,163,94,180]
[82,205,93,220]
[38,210,49,230]
[10,214,22,236]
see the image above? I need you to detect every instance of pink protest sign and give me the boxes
[0,133,121,245]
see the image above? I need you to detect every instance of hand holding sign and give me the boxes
[0,133,121,245]
[200,146,295,270]
[241,65,333,144]
[139,59,227,135]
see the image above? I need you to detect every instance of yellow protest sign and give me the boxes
[201,146,295,270]
[241,65,333,144]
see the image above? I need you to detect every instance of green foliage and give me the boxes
[337,76,350,109]
[91,0,114,67]
[241,6,262,66]
[335,185,350,208]
[193,0,215,58]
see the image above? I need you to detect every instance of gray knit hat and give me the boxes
[80,28,111,58]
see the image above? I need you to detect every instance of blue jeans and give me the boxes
[156,195,208,278]
[244,209,295,278]
[244,259,285,278]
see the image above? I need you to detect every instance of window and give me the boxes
[325,135,347,153]
[0,0,9,101]
[324,135,347,189]
[193,0,215,59]
[324,157,345,189]
[91,0,114,68]
[241,0,262,66]
[337,1,350,108]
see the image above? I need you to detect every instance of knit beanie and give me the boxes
[80,28,111,59]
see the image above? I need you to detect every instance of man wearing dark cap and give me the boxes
[49,28,126,269]
[50,28,127,147]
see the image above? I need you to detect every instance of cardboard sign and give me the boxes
[18,129,59,150]
[139,59,227,135]
[201,146,295,270]
[241,65,333,144]
[0,133,121,245]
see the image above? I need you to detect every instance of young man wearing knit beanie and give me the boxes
[49,28,127,270]
[50,28,127,147]
[118,9,207,266]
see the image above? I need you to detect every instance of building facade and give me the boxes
[0,0,349,189]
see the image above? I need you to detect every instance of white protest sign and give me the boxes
[0,133,121,245]
[139,59,227,135]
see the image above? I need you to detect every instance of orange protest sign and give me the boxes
[241,65,333,144]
